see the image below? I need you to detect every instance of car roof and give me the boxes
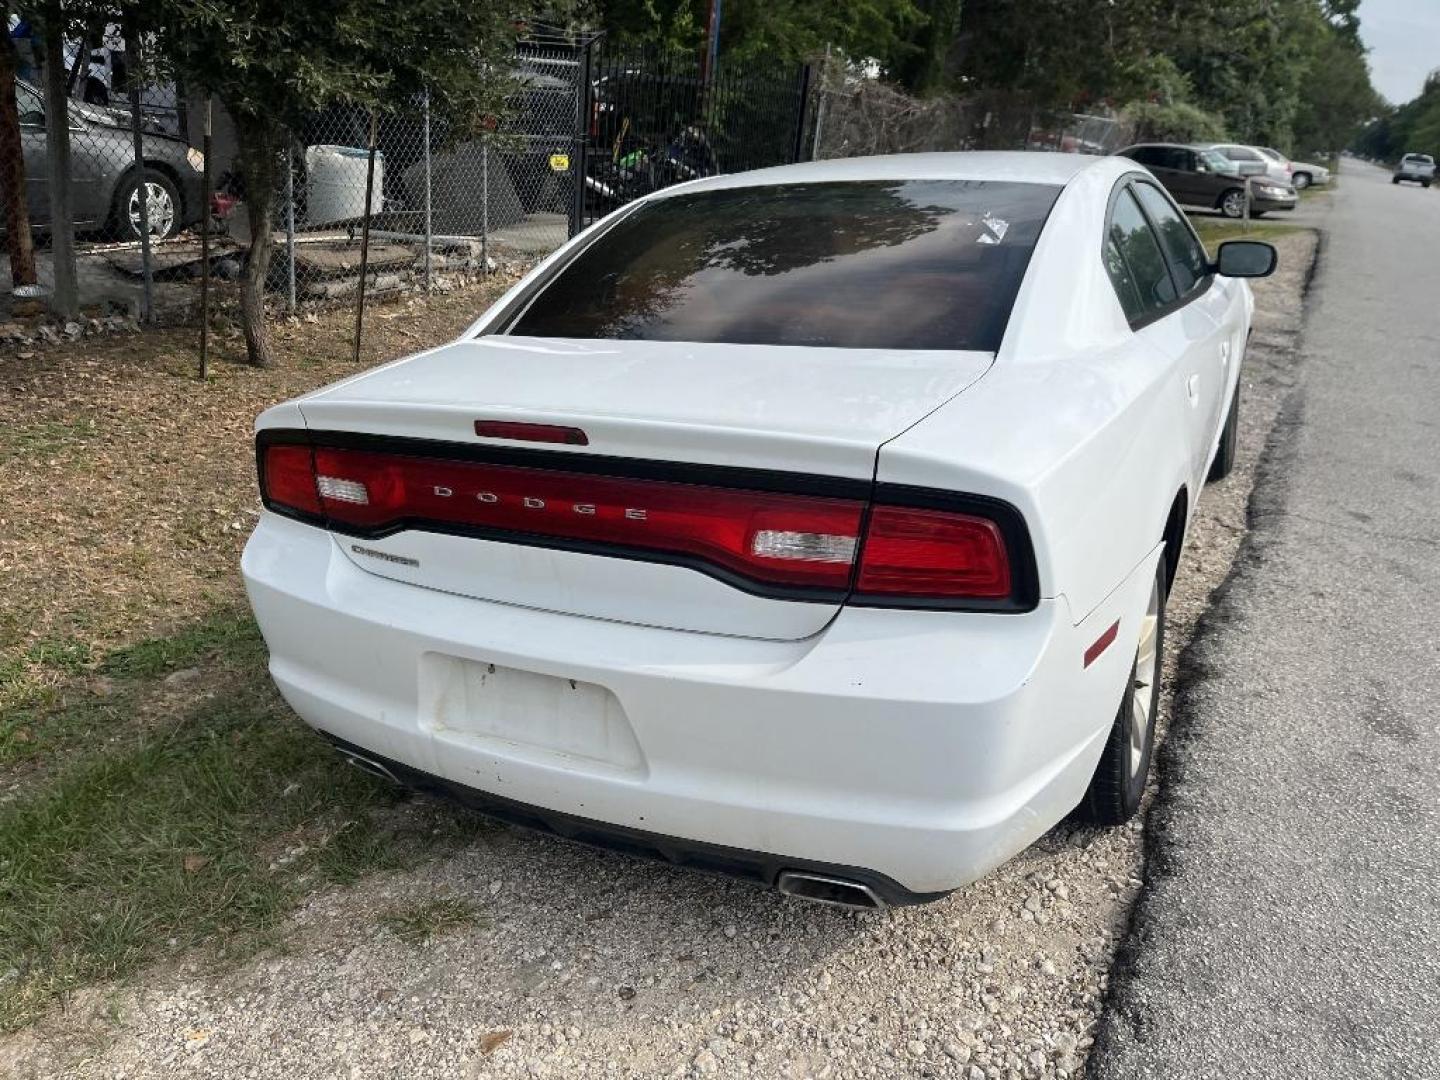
[655,151,1112,198]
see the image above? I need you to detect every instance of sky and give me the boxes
[1359,0,1440,105]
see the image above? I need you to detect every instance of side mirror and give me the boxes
[1214,240,1277,278]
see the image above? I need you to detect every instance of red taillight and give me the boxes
[856,506,1011,600]
[261,444,322,517]
[257,438,1025,604]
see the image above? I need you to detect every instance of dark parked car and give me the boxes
[13,78,204,240]
[1117,143,1297,218]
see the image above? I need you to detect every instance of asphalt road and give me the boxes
[1093,165,1440,1076]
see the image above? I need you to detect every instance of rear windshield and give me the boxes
[1406,154,1434,164]
[505,179,1062,351]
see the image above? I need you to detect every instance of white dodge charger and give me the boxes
[243,152,1276,909]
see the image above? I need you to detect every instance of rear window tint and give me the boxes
[505,179,1062,351]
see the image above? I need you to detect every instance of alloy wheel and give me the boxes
[1128,576,1161,777]
[128,182,176,239]
[1221,191,1246,218]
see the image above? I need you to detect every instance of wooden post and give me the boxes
[0,31,38,290]
[353,111,379,365]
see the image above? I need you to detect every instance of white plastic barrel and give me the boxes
[305,144,384,227]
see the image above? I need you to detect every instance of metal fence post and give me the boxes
[285,141,298,313]
[481,134,489,275]
[791,62,814,164]
[199,96,212,380]
[353,111,379,364]
[572,39,594,238]
[125,22,154,325]
[423,89,433,290]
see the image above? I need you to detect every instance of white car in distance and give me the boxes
[243,152,1277,909]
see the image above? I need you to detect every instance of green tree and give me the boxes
[593,0,922,64]
[155,0,539,367]
[1290,28,1380,153]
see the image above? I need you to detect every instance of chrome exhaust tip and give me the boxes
[337,748,400,785]
[777,871,887,911]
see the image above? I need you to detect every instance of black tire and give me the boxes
[1208,380,1240,482]
[1425,180,1433,189]
[111,168,183,241]
[1392,176,1401,185]
[1080,559,1167,825]
[1292,171,1311,190]
[1219,188,1246,218]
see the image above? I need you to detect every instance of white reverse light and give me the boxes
[751,530,857,564]
[317,476,370,504]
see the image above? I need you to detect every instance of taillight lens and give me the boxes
[256,438,1024,604]
[261,444,322,517]
[856,506,1011,600]
[307,447,866,590]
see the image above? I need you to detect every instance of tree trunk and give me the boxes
[233,110,279,367]
[0,31,37,288]
[41,3,79,319]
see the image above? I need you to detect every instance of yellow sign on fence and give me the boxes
[549,153,571,172]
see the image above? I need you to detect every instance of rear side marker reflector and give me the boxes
[475,420,589,445]
[1084,620,1120,668]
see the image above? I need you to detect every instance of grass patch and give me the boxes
[0,614,265,772]
[0,626,494,1032]
[1190,217,1302,255]
[99,610,264,680]
[0,418,99,463]
[378,897,486,946]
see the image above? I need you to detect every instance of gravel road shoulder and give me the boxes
[0,231,1318,1080]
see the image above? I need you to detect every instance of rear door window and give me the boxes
[1132,182,1210,296]
[1104,187,1177,322]
[506,179,1063,352]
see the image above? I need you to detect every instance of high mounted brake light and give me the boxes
[258,436,1029,606]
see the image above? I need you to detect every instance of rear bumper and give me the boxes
[242,512,1153,895]
[1253,193,1298,212]
[324,731,946,906]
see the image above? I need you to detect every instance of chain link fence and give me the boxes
[3,31,818,348]
[1,46,208,325]
[4,41,1139,347]
[810,59,1133,162]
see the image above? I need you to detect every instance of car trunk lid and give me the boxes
[293,335,994,639]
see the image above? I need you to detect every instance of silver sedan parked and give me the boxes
[12,78,205,240]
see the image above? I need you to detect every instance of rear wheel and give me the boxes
[1208,380,1240,482]
[1080,559,1166,825]
[1392,176,1401,185]
[112,168,181,241]
[1425,180,1433,189]
[1292,171,1311,190]
[1219,188,1247,218]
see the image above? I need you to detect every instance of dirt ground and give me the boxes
[0,279,517,674]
